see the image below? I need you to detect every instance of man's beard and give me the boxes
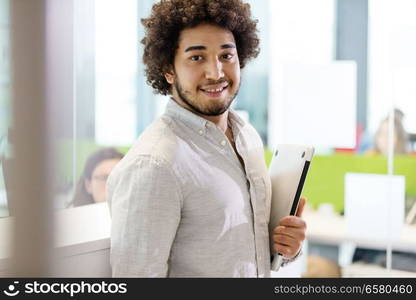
[174,78,239,117]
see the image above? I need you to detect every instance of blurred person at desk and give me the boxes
[108,0,307,277]
[364,108,410,155]
[366,108,416,224]
[353,109,416,272]
[68,147,123,208]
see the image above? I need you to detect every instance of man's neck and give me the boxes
[171,95,229,133]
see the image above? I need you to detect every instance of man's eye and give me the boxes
[222,53,234,60]
[190,55,202,61]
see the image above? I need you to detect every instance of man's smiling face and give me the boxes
[165,23,241,116]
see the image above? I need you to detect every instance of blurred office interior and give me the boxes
[0,0,415,277]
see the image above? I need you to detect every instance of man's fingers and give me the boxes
[272,202,307,259]
[273,226,306,241]
[295,197,306,217]
[273,233,297,245]
[277,216,307,229]
[273,242,300,258]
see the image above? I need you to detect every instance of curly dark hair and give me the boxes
[141,0,260,95]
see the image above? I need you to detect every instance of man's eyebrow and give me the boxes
[184,43,236,52]
[185,45,206,52]
[221,43,236,49]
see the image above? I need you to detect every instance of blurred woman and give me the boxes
[69,147,123,207]
[369,109,410,155]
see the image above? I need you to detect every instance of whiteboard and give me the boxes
[269,62,357,149]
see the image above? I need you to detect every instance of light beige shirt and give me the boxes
[108,99,273,277]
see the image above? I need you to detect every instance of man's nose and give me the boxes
[205,58,224,81]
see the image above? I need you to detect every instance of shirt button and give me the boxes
[220,140,227,146]
[198,130,204,135]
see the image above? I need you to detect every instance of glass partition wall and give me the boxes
[268,0,416,277]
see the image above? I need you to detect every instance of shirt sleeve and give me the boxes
[108,155,182,277]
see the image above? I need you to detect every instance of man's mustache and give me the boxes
[199,79,230,86]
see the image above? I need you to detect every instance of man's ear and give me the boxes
[164,66,175,84]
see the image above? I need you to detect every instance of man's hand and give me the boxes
[272,197,307,259]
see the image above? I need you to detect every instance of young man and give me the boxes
[108,0,306,277]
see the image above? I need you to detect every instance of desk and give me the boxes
[342,263,416,277]
[0,202,111,276]
[304,209,416,276]
[304,209,416,253]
